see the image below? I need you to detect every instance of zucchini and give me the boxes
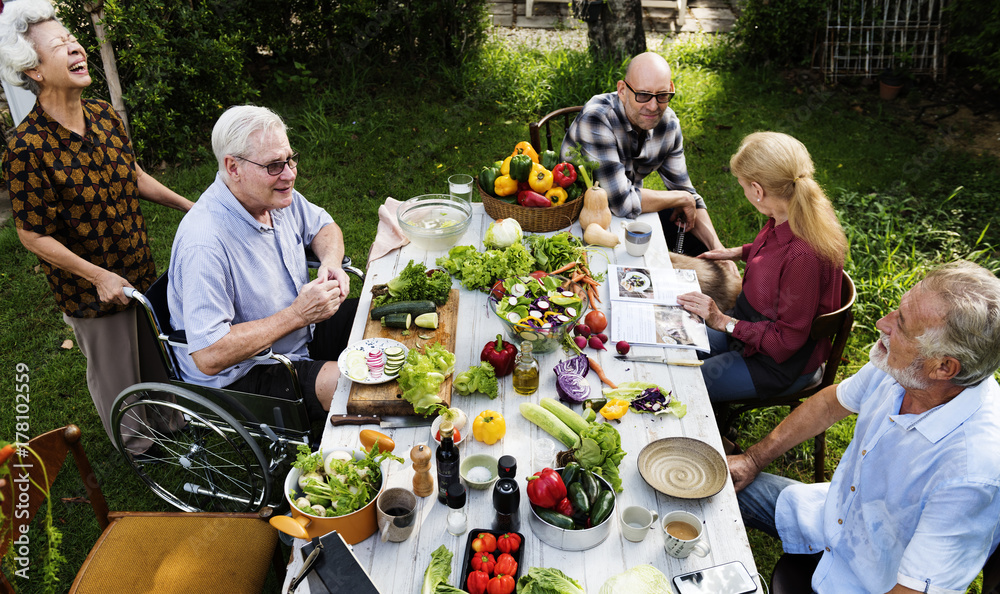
[381,313,411,329]
[369,300,436,321]
[414,312,439,329]
[579,469,600,504]
[519,403,581,449]
[540,397,590,436]
[534,507,576,530]
[589,489,615,526]
[568,481,590,515]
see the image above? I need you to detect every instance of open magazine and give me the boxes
[608,265,710,351]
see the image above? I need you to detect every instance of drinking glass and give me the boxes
[448,174,474,204]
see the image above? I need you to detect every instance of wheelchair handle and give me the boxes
[123,287,138,300]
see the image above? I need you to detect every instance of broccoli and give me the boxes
[453,361,499,399]
[371,260,452,307]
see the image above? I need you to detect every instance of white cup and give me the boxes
[619,505,659,542]
[661,510,710,558]
[624,221,652,257]
[448,174,474,204]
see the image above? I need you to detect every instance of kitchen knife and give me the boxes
[329,414,434,428]
[613,355,704,367]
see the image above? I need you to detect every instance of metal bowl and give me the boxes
[397,194,472,251]
[488,275,588,354]
[528,468,615,550]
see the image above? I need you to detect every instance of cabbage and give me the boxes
[599,565,673,594]
[552,354,589,378]
[556,373,591,403]
[484,218,523,249]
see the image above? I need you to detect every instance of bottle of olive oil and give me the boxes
[512,341,539,395]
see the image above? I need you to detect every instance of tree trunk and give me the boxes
[586,0,646,63]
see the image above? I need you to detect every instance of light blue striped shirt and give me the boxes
[775,363,1000,594]
[167,173,333,387]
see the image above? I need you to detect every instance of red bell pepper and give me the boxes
[467,570,491,594]
[555,497,575,517]
[497,532,521,554]
[481,334,517,377]
[495,553,518,577]
[471,552,496,575]
[517,190,551,208]
[472,532,498,553]
[525,467,567,509]
[487,574,516,594]
[553,163,577,188]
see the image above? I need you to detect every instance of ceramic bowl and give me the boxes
[397,194,472,251]
[431,415,466,447]
[636,437,727,499]
[460,454,499,490]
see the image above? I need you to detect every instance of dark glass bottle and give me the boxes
[436,420,460,504]
[492,455,520,532]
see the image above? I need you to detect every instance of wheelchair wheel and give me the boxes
[112,382,271,513]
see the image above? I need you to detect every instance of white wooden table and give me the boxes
[284,204,759,593]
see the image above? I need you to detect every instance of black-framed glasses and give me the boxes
[235,152,299,176]
[623,80,675,104]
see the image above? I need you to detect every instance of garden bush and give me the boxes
[946,0,1000,91]
[731,0,826,66]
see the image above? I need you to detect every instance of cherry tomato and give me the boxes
[436,428,461,442]
[490,279,505,300]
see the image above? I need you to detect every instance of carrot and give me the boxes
[551,261,580,275]
[0,444,16,467]
[587,356,618,389]
[581,276,601,288]
[586,285,597,310]
[571,272,586,283]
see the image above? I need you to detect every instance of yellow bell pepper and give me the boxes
[599,398,629,421]
[501,155,513,176]
[494,175,518,197]
[545,186,568,206]
[528,162,553,194]
[473,410,506,445]
[512,141,539,164]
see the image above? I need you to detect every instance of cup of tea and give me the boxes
[619,505,659,542]
[661,510,710,558]
[624,221,652,257]
[377,487,417,542]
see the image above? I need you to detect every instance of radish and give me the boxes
[616,341,631,355]
[574,323,592,337]
[588,336,606,350]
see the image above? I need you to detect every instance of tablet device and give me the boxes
[671,561,757,594]
[300,531,381,594]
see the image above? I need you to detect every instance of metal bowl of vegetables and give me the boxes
[397,194,473,251]
[269,444,399,544]
[528,466,616,551]
[488,274,587,354]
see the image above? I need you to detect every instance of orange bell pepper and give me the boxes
[511,141,539,164]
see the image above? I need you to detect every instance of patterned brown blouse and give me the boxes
[4,99,155,318]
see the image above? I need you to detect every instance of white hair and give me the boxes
[211,105,288,179]
[0,0,58,95]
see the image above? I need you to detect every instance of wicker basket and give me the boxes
[478,182,584,233]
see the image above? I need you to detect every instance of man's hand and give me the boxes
[317,265,350,299]
[93,269,133,305]
[668,193,698,231]
[290,277,343,326]
[728,451,763,493]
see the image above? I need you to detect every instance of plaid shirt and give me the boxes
[560,92,703,219]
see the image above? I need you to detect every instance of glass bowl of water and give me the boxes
[397,194,472,252]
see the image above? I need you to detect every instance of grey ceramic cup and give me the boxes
[619,505,659,542]
[625,221,652,256]
[377,487,417,542]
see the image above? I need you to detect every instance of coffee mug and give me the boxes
[661,510,710,558]
[624,221,652,257]
[377,487,417,542]
[619,505,659,542]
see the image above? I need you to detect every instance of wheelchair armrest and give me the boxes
[166,330,188,348]
[304,248,365,282]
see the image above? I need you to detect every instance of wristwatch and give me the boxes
[725,318,737,335]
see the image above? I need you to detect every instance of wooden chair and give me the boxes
[719,270,857,483]
[529,106,583,153]
[0,425,284,594]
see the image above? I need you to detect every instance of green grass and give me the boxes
[2,31,1000,592]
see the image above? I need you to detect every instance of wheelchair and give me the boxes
[110,255,364,514]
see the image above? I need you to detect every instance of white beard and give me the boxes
[869,332,930,390]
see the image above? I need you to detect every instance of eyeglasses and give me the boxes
[235,152,299,176]
[623,80,675,104]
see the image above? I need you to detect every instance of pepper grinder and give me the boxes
[411,444,434,497]
[492,455,521,532]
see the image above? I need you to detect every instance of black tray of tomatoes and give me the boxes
[461,529,525,594]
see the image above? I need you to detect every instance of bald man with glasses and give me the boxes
[562,52,730,263]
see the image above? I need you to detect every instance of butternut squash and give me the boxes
[579,181,612,231]
[584,223,619,248]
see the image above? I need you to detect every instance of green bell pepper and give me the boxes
[509,154,533,182]
[540,149,559,171]
[478,165,500,197]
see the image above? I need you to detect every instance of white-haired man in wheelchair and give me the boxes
[168,105,357,421]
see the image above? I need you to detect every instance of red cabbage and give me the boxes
[630,387,669,413]
[556,373,591,403]
[552,354,589,378]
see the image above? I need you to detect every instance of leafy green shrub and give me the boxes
[946,0,1000,91]
[731,0,826,66]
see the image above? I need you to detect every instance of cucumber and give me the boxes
[381,313,411,329]
[589,489,615,526]
[540,397,590,436]
[414,312,439,329]
[534,507,576,530]
[369,300,436,321]
[519,403,581,449]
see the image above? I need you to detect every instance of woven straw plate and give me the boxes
[637,437,727,499]
[478,182,584,233]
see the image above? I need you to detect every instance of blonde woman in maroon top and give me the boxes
[677,132,847,402]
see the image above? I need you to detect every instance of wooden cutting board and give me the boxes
[346,290,459,416]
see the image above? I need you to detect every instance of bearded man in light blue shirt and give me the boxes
[730,260,1000,594]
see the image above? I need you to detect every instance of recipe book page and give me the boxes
[608,266,710,351]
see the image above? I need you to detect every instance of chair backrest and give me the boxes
[811,270,857,389]
[529,106,583,153]
[0,426,109,563]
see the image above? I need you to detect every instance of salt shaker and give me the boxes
[447,482,468,535]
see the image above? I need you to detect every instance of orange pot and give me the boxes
[269,448,387,544]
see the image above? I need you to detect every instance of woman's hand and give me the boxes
[677,291,728,330]
[697,246,742,261]
[93,269,133,305]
